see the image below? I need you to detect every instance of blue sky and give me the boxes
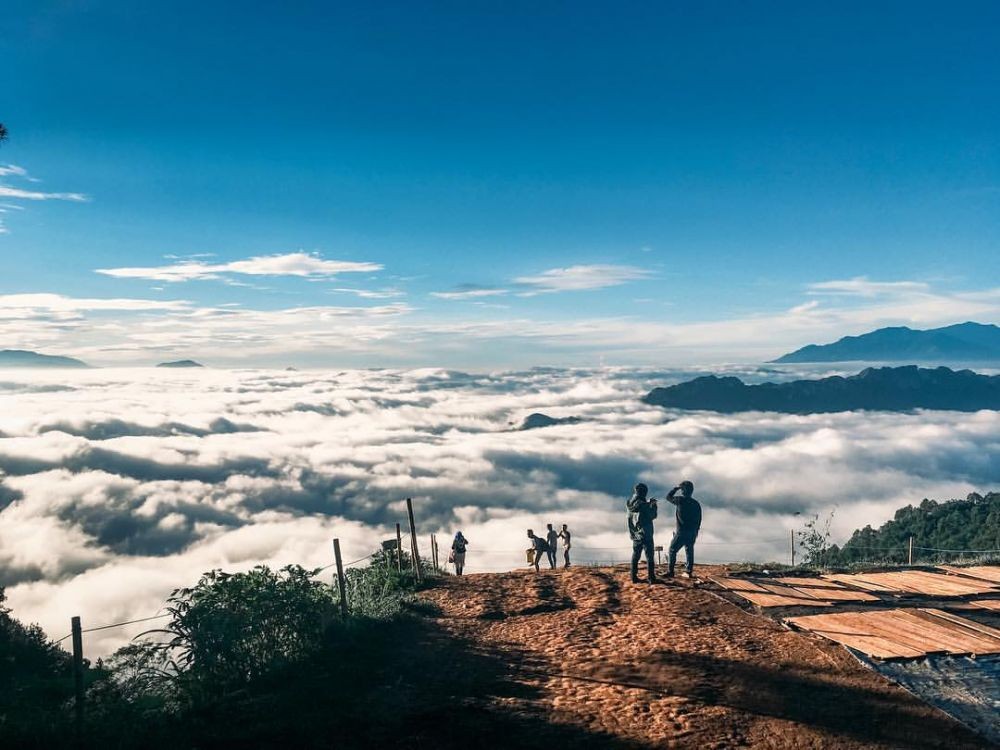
[1,1,999,366]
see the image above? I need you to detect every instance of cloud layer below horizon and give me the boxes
[0,365,997,654]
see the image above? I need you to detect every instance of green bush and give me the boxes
[343,563,417,619]
[827,491,999,566]
[147,565,338,699]
[0,588,75,747]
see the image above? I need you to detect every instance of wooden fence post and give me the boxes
[395,523,403,572]
[908,535,914,566]
[406,497,422,582]
[430,534,437,572]
[790,529,796,567]
[71,615,84,740]
[333,539,348,618]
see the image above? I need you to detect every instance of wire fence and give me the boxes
[46,528,1000,647]
[50,541,394,646]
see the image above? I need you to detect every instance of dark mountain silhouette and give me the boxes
[642,366,1000,413]
[774,322,1000,363]
[0,350,88,368]
[518,413,582,430]
[156,360,205,368]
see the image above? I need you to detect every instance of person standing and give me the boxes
[665,480,702,579]
[557,524,572,568]
[627,483,658,584]
[545,523,559,569]
[451,531,469,576]
[527,529,548,572]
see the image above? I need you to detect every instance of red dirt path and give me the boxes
[420,565,990,749]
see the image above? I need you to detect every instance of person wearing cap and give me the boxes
[626,483,658,584]
[665,480,702,579]
[527,529,549,572]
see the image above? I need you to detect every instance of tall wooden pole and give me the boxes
[71,616,84,740]
[790,529,795,567]
[395,523,403,572]
[430,534,437,572]
[333,539,348,618]
[406,497,422,581]
[908,535,914,566]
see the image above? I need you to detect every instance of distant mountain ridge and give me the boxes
[642,365,1000,413]
[156,360,205,368]
[0,350,88,368]
[774,322,1000,363]
[517,413,582,430]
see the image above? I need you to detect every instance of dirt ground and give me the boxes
[418,565,993,749]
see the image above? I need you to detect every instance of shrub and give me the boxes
[0,588,75,746]
[343,563,418,619]
[147,565,338,700]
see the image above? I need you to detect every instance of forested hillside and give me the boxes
[829,492,1000,565]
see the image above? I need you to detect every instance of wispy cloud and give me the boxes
[0,186,88,202]
[332,287,405,300]
[0,165,34,179]
[4,275,998,366]
[807,277,931,297]
[513,264,653,295]
[432,265,653,301]
[96,252,383,282]
[0,165,88,234]
[431,284,509,300]
[0,293,189,316]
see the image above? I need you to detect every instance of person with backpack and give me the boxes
[450,531,469,576]
[527,529,549,572]
[665,480,702,579]
[545,523,559,569]
[627,482,658,584]
[557,524,572,568]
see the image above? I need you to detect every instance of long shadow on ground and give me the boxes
[90,603,641,750]
[586,650,990,749]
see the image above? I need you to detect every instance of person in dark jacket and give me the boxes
[545,524,558,569]
[527,529,549,572]
[665,480,702,578]
[451,531,469,576]
[627,483,658,584]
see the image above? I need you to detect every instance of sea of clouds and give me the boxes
[1,365,997,654]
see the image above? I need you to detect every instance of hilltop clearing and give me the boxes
[421,566,989,749]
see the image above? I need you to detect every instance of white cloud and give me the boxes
[431,287,509,300]
[0,165,31,179]
[0,165,88,234]
[96,252,383,282]
[807,277,932,297]
[0,293,189,313]
[0,366,994,654]
[332,287,405,299]
[3,277,998,367]
[513,264,653,294]
[0,186,88,202]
